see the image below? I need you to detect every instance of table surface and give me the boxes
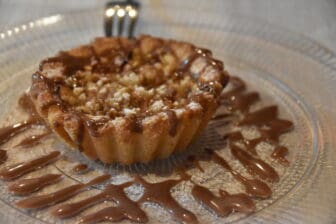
[0,0,335,52]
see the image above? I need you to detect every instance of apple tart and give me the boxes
[28,35,229,164]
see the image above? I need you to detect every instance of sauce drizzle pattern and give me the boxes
[0,76,295,223]
[72,163,90,174]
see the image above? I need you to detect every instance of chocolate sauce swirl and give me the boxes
[79,204,147,224]
[0,120,36,146]
[0,94,43,152]
[205,149,271,198]
[136,176,198,224]
[0,74,295,223]
[240,105,274,124]
[0,151,61,180]
[51,182,148,223]
[271,146,289,166]
[164,110,178,136]
[40,51,92,76]
[192,185,255,217]
[220,76,293,167]
[259,119,293,143]
[72,163,89,174]
[0,149,7,165]
[223,92,260,113]
[16,184,83,209]
[211,113,231,120]
[8,174,62,196]
[230,144,279,183]
[18,93,43,122]
[16,174,110,209]
[223,132,261,155]
[15,132,51,148]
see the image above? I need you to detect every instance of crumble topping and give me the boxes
[60,69,198,118]
[38,35,227,120]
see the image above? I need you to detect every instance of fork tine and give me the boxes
[104,16,113,37]
[116,8,126,36]
[104,4,115,37]
[104,0,140,38]
[127,7,138,38]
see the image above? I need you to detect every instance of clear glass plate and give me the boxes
[0,5,335,224]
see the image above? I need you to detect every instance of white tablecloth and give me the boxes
[0,0,335,52]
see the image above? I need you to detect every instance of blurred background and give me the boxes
[0,0,335,52]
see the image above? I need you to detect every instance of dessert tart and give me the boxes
[28,35,229,164]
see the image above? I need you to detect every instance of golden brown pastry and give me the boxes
[28,35,229,164]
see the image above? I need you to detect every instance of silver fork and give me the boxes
[104,0,140,38]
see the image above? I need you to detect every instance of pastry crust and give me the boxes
[29,35,229,164]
